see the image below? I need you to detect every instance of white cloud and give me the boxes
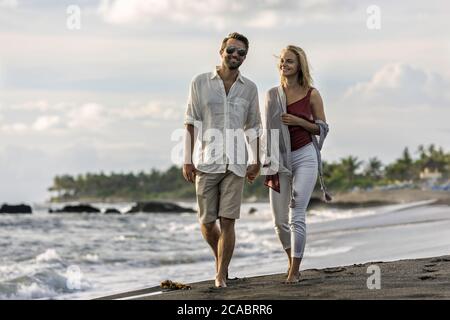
[1,122,27,133]
[113,101,183,121]
[0,0,17,8]
[344,63,450,107]
[97,0,355,29]
[245,11,279,29]
[98,0,232,30]
[323,62,450,164]
[67,103,108,129]
[1,116,61,133]
[0,100,78,113]
[98,0,170,24]
[32,115,60,131]
[10,100,50,112]
[64,100,182,129]
[0,99,183,136]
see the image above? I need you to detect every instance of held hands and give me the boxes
[246,164,260,184]
[182,164,197,183]
[281,113,303,126]
[184,164,259,184]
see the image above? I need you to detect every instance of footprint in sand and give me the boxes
[418,275,436,280]
[431,257,450,263]
[323,267,346,274]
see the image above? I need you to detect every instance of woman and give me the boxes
[262,45,332,283]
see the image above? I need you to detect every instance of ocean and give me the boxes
[1,200,449,300]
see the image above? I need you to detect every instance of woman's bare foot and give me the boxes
[284,272,300,284]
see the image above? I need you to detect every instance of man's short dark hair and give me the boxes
[220,32,249,52]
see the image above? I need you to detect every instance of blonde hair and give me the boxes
[279,45,313,88]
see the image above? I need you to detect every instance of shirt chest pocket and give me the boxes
[229,97,249,126]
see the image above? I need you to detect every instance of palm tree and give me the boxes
[400,147,413,166]
[385,147,417,181]
[427,145,447,172]
[416,144,448,175]
[340,156,363,186]
[364,157,383,180]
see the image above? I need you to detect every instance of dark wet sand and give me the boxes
[96,254,450,300]
[309,189,450,209]
[334,189,449,205]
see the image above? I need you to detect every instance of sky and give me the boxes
[0,0,449,202]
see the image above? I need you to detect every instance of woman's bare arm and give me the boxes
[280,89,326,135]
[310,89,326,123]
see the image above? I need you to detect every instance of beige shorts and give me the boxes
[195,170,245,224]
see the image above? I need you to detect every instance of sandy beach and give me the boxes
[95,198,450,300]
[309,189,450,208]
[96,254,450,300]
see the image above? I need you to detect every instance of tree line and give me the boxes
[48,144,450,202]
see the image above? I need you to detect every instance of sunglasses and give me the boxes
[225,46,247,57]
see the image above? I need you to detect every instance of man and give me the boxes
[182,32,261,288]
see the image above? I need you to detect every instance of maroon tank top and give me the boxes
[286,87,314,151]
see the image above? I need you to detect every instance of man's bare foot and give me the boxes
[215,276,227,288]
[286,265,291,276]
[215,261,229,280]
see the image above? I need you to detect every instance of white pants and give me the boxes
[269,142,318,258]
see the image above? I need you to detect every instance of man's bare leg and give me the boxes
[216,217,235,287]
[200,221,221,274]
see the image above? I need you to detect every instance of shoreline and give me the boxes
[41,189,450,208]
[96,254,450,300]
[93,201,450,301]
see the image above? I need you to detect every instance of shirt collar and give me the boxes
[211,66,245,84]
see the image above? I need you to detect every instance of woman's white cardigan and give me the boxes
[261,86,332,207]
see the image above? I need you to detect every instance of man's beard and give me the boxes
[225,56,242,70]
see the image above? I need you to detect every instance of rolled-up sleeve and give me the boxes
[244,86,262,142]
[184,78,201,126]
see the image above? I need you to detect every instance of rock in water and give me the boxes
[0,204,32,214]
[104,208,121,214]
[126,202,196,214]
[49,204,101,213]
